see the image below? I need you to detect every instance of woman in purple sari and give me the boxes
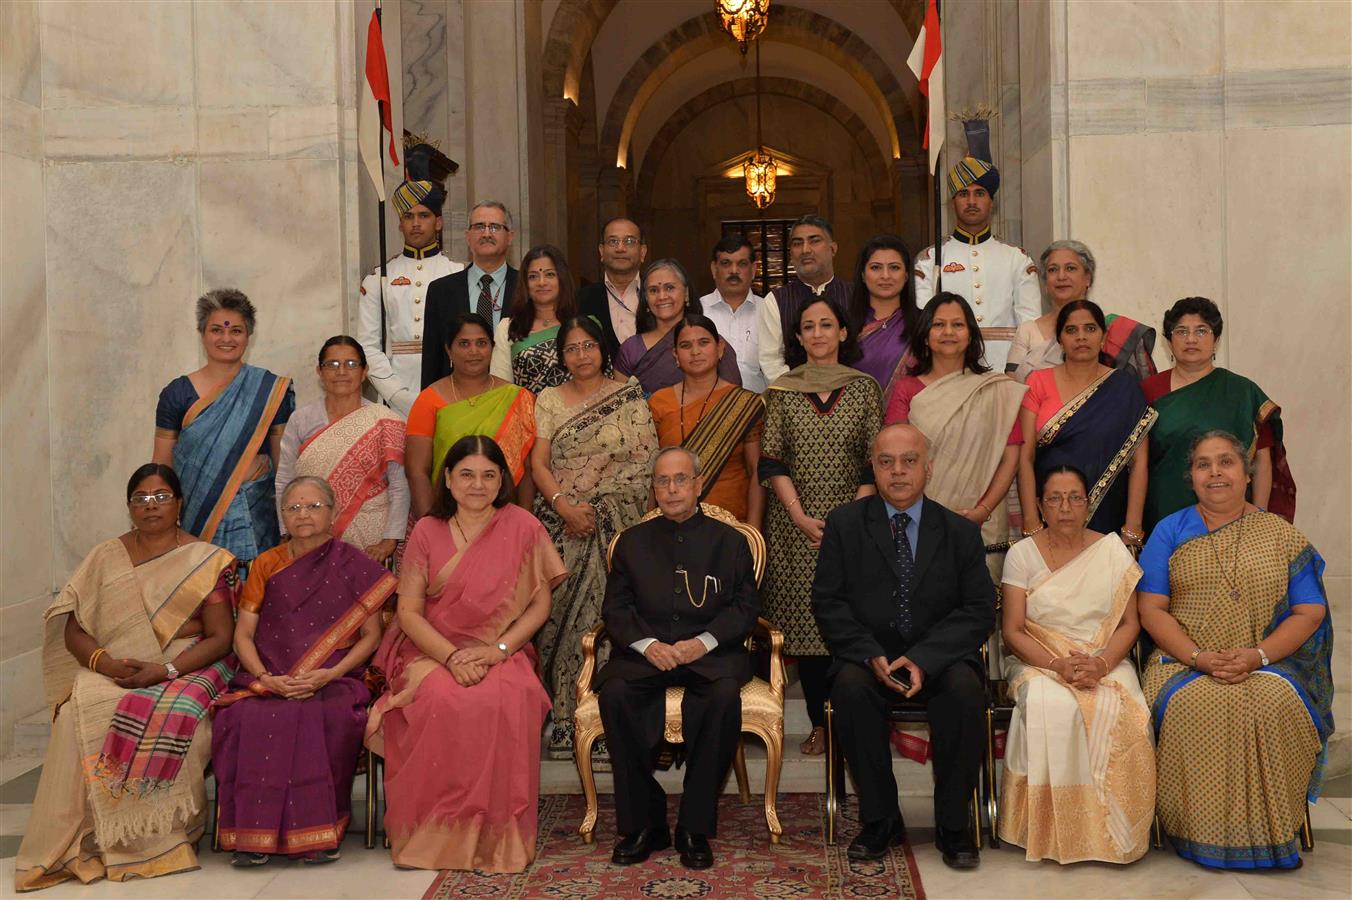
[847,234,919,405]
[212,476,396,865]
[614,259,741,396]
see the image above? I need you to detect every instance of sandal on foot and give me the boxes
[800,726,827,756]
[231,852,269,867]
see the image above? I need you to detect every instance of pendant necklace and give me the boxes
[679,378,719,442]
[1200,507,1245,602]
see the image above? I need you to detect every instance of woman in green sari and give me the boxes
[1141,297,1295,532]
[407,314,536,519]
[491,245,578,394]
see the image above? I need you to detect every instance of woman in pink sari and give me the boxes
[366,435,567,872]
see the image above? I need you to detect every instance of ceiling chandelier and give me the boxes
[717,0,771,55]
[743,39,776,208]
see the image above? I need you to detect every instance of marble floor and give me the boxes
[1,750,1348,900]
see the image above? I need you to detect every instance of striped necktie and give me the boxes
[475,273,494,322]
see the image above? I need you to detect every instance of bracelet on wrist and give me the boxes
[1189,648,1202,668]
[88,648,107,673]
[1022,525,1045,537]
[786,496,801,510]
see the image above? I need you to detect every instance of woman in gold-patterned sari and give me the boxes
[531,316,659,757]
[999,465,1154,864]
[1139,431,1332,871]
[16,465,237,892]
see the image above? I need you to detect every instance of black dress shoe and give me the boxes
[611,826,671,865]
[847,817,907,861]
[936,827,980,870]
[675,826,714,869]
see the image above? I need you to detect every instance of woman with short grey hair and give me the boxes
[1005,240,1158,383]
[613,259,743,396]
[154,288,295,567]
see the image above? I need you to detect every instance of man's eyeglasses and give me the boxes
[563,340,600,355]
[130,491,176,507]
[603,236,641,248]
[320,359,363,370]
[468,222,508,234]
[653,474,694,489]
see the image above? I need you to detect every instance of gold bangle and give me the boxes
[88,648,107,673]
[786,497,801,510]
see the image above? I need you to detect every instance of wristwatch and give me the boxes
[1257,647,1270,668]
[164,662,180,681]
[497,641,510,656]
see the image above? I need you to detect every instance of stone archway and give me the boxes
[633,76,894,220]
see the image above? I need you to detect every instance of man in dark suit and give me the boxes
[420,200,518,386]
[811,423,995,869]
[598,447,761,870]
[575,216,646,356]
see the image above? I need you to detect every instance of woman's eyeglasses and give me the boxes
[282,501,332,515]
[129,491,176,507]
[320,359,363,370]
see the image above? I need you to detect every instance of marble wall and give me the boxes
[0,0,362,752]
[1018,0,1352,766]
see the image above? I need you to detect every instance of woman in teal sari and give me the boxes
[1141,296,1296,532]
[491,245,577,394]
[154,289,294,567]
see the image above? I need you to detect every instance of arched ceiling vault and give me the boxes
[634,76,894,210]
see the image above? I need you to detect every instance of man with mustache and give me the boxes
[699,235,766,392]
[756,215,850,384]
[420,200,519,386]
[577,217,647,356]
[913,157,1040,373]
[357,180,465,416]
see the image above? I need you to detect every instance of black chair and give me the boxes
[823,697,983,849]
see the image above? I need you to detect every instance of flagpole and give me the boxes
[375,1,389,356]
[933,0,943,294]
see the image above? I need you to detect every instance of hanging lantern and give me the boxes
[717,0,771,54]
[744,149,777,209]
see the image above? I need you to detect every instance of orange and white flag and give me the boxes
[906,0,945,175]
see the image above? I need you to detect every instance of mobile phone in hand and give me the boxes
[887,668,912,690]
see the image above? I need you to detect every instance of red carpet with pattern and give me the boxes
[421,793,924,899]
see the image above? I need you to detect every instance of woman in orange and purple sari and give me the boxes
[154,289,294,568]
[366,435,566,872]
[211,476,396,866]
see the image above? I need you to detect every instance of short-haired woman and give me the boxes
[153,288,295,567]
[1138,431,1331,870]
[614,259,742,396]
[212,476,395,866]
[1140,296,1296,531]
[367,436,567,872]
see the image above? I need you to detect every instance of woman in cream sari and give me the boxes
[531,316,658,758]
[885,292,1026,576]
[276,337,408,563]
[16,464,237,892]
[999,465,1154,864]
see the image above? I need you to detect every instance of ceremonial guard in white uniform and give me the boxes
[913,156,1040,373]
[357,179,464,416]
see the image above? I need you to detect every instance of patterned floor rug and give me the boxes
[422,793,924,899]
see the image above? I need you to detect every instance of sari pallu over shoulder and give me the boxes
[215,539,396,707]
[1036,367,1155,533]
[365,508,565,752]
[175,365,291,556]
[295,405,405,544]
[432,384,536,485]
[681,387,764,503]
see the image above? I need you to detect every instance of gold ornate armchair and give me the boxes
[572,503,786,844]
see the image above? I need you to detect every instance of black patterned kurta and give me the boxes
[759,378,882,655]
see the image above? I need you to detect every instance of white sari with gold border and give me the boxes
[998,534,1155,863]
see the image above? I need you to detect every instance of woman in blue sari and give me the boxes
[1138,431,1331,870]
[1016,300,1154,547]
[154,289,295,567]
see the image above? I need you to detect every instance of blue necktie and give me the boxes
[892,512,914,637]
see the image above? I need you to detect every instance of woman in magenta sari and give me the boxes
[847,234,919,404]
[366,435,567,872]
[211,476,395,865]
